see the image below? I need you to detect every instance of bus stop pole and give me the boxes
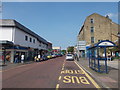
[104,47,108,73]
[97,47,100,72]
[88,50,90,67]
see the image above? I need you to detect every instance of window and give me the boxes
[33,39,35,43]
[30,37,32,42]
[25,36,28,41]
[90,19,94,23]
[91,27,94,33]
[91,37,94,43]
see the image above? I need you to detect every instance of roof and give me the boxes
[87,40,116,50]
[78,25,84,35]
[0,19,48,44]
[87,13,111,20]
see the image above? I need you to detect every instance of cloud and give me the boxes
[105,13,118,19]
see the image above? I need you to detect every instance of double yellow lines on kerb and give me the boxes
[74,61,101,89]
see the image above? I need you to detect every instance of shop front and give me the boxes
[0,40,13,65]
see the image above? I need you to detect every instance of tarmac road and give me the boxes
[2,56,100,89]
[56,60,100,89]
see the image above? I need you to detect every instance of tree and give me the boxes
[61,50,66,54]
[67,46,74,53]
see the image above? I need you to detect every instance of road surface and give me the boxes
[1,56,100,89]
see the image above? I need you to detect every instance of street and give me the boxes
[1,56,100,89]
[0,2,119,90]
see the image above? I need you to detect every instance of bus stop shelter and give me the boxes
[87,40,116,73]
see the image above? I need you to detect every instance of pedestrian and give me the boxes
[38,54,41,62]
[107,53,112,61]
[21,54,25,63]
[102,53,105,58]
[34,56,37,62]
[14,55,18,63]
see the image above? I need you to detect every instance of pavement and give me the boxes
[75,58,119,89]
[1,60,35,71]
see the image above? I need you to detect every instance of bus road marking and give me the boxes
[63,75,90,84]
[56,84,59,90]
[61,70,85,74]
[58,76,62,80]
[74,61,100,88]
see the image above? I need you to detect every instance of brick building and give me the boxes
[77,13,119,57]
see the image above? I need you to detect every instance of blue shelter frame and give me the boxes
[87,40,116,73]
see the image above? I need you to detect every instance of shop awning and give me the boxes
[0,40,13,46]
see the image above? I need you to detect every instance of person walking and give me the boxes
[21,54,25,63]
[107,53,112,61]
[37,54,41,62]
[34,56,37,62]
[14,55,18,63]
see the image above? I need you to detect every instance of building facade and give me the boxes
[76,41,86,58]
[0,19,51,63]
[77,13,119,57]
[52,47,61,54]
[47,42,52,50]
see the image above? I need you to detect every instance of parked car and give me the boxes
[66,54,74,61]
[47,54,52,59]
[58,53,63,57]
[41,55,48,61]
[55,54,59,57]
[55,53,62,57]
[52,54,56,58]
[34,56,40,62]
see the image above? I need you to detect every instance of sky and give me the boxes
[2,2,118,49]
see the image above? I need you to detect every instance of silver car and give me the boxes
[66,54,74,61]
